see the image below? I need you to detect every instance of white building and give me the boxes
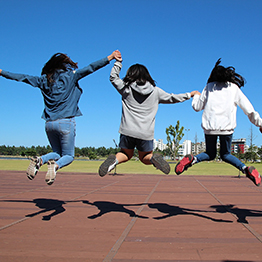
[192,141,206,155]
[153,139,167,151]
[177,140,192,156]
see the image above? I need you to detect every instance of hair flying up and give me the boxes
[207,58,245,88]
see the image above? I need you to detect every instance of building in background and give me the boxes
[177,140,192,156]
[154,137,247,157]
[231,138,246,154]
[153,139,167,151]
[192,141,206,155]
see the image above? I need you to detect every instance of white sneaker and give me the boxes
[45,160,57,185]
[26,156,41,180]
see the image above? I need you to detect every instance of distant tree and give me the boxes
[88,151,97,160]
[24,148,37,156]
[97,146,107,157]
[166,121,184,160]
[258,146,262,161]
[247,125,258,162]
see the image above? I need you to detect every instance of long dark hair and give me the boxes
[207,58,245,88]
[41,53,78,85]
[123,64,156,86]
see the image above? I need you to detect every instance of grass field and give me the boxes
[1,158,262,176]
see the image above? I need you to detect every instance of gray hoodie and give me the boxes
[110,61,191,140]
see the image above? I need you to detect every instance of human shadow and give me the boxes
[82,200,149,219]
[210,204,262,224]
[1,198,78,221]
[148,203,233,223]
[223,260,254,262]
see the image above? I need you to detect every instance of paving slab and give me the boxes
[0,170,262,262]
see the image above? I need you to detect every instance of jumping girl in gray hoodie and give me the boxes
[99,50,199,177]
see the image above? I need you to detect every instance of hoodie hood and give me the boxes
[130,81,154,95]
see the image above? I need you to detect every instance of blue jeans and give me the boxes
[41,118,76,169]
[196,134,245,171]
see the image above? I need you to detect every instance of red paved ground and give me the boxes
[0,170,262,262]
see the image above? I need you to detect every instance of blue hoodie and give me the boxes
[1,57,109,121]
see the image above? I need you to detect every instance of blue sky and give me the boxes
[1,0,262,149]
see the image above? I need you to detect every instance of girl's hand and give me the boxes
[190,91,201,97]
[114,50,122,62]
[108,50,122,62]
[0,69,2,75]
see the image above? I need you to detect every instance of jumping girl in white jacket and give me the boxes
[175,58,262,186]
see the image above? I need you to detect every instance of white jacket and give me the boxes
[192,82,262,135]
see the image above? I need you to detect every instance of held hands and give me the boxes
[108,50,122,62]
[190,91,201,97]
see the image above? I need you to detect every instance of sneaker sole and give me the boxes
[45,160,56,185]
[175,154,193,175]
[26,157,39,180]
[246,166,261,186]
[151,154,170,175]
[99,155,116,177]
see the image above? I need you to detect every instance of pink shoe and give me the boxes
[175,154,194,175]
[245,166,261,186]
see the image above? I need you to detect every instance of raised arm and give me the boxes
[158,88,191,104]
[192,87,206,112]
[109,61,125,93]
[237,89,262,128]
[74,50,122,81]
[0,69,41,87]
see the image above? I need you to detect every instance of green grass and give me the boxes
[1,158,262,176]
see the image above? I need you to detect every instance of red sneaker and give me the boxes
[175,154,194,175]
[245,166,261,186]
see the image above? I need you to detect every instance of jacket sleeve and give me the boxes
[157,87,191,104]
[1,70,40,87]
[109,61,125,94]
[237,89,262,127]
[73,57,110,81]
[192,86,206,112]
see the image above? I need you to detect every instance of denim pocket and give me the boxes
[59,120,71,135]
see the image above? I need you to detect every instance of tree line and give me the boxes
[0,145,119,160]
[1,121,262,162]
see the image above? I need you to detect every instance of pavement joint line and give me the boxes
[0,217,29,231]
[0,178,123,231]
[102,176,163,262]
[102,177,162,262]
[194,177,262,243]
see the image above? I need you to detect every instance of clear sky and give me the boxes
[1,0,262,149]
